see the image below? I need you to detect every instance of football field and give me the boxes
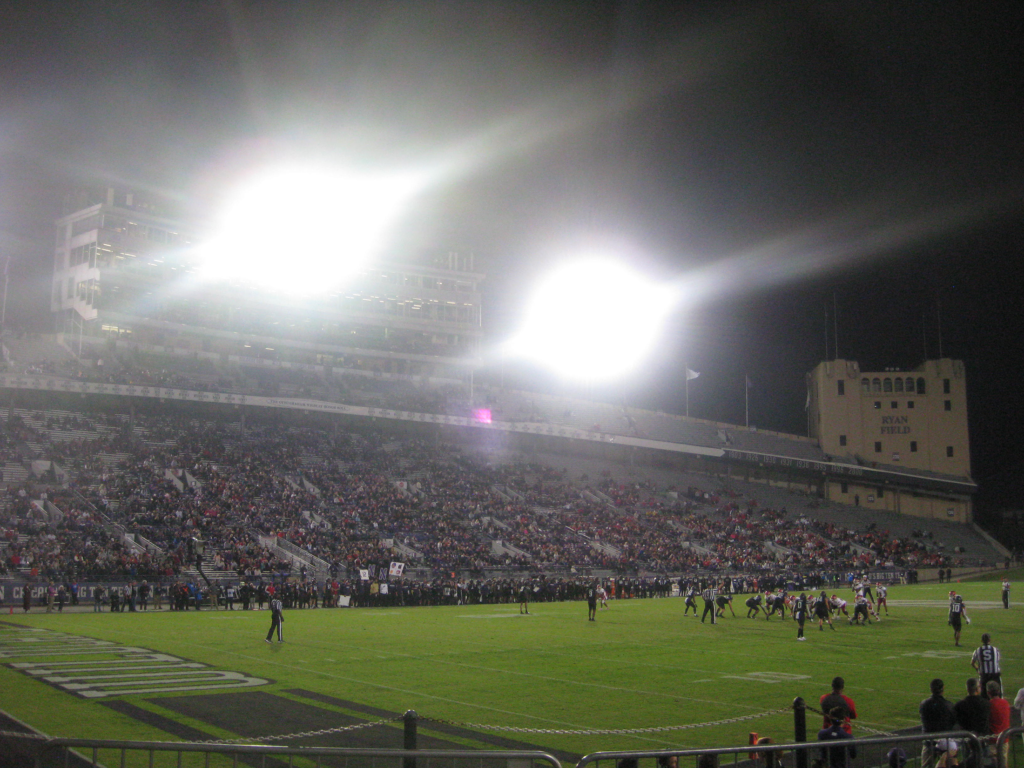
[0,579,1019,760]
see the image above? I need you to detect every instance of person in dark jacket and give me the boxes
[952,678,990,768]
[920,678,956,768]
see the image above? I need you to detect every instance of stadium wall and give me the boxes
[823,479,971,523]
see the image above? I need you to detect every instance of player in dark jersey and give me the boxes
[794,593,808,640]
[586,582,598,621]
[715,593,736,618]
[766,591,787,621]
[850,594,871,625]
[519,583,530,615]
[745,593,764,618]
[947,591,969,646]
[683,584,699,617]
[814,591,836,631]
[861,580,875,604]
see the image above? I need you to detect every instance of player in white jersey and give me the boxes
[597,585,609,609]
[876,584,889,615]
[829,595,849,617]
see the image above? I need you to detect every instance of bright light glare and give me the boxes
[201,165,419,295]
[508,260,676,382]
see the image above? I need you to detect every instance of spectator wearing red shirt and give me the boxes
[820,676,858,735]
[987,681,1010,766]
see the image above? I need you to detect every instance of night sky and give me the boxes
[1,2,1022,517]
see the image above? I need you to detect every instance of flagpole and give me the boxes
[685,364,689,418]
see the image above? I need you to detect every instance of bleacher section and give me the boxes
[0,335,1005,584]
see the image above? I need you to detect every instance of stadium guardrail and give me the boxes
[30,739,563,768]
[996,726,1023,768]
[576,731,984,768]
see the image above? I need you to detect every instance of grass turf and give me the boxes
[0,580,1019,757]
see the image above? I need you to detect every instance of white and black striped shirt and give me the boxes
[270,598,283,615]
[702,587,717,602]
[972,644,1001,674]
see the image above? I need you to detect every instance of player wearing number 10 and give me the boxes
[948,592,969,647]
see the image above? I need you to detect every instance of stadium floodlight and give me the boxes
[200,164,419,296]
[507,258,676,382]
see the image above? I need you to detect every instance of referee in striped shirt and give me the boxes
[701,583,718,624]
[971,633,1000,698]
[266,597,284,643]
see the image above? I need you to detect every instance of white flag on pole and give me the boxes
[686,368,700,380]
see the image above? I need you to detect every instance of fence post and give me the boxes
[404,710,418,768]
[793,697,807,768]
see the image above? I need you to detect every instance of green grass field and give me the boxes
[0,580,1019,759]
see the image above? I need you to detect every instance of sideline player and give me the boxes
[815,591,836,631]
[1001,578,1010,609]
[519,582,530,615]
[876,583,889,616]
[745,592,764,619]
[265,595,284,643]
[947,591,969,646]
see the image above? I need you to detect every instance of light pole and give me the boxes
[1,252,9,331]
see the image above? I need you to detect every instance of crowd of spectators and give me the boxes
[1,406,975,583]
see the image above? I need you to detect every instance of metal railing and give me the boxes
[31,740,562,768]
[996,726,1024,768]
[576,732,985,768]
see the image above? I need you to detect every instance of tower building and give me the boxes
[808,358,973,521]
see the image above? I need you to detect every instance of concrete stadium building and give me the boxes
[807,358,974,522]
[50,186,484,383]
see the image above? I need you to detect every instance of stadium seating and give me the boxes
[0,401,1004,583]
